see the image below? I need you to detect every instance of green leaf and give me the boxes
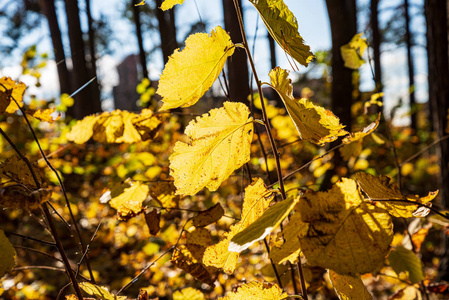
[329,270,372,300]
[0,230,15,278]
[388,246,424,284]
[248,0,314,66]
[228,196,299,253]
[79,282,126,300]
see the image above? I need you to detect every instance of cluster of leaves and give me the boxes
[1,0,449,299]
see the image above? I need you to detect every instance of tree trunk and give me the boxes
[63,0,102,119]
[40,0,71,100]
[132,0,148,79]
[268,33,277,70]
[370,0,382,93]
[425,0,449,280]
[404,0,417,131]
[325,0,357,131]
[155,0,178,64]
[222,0,250,105]
[85,0,101,108]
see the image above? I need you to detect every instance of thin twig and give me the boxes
[5,231,56,246]
[13,245,62,262]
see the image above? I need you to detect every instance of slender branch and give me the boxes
[5,231,56,246]
[296,261,308,300]
[13,266,65,272]
[400,135,449,166]
[13,245,62,262]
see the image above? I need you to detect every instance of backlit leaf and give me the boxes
[170,102,253,196]
[269,67,347,145]
[203,178,273,274]
[27,108,61,122]
[157,26,235,110]
[66,115,99,144]
[329,270,372,300]
[79,282,126,300]
[218,282,287,300]
[356,172,438,218]
[388,246,424,284]
[193,203,225,227]
[0,77,26,114]
[173,287,205,300]
[248,0,313,66]
[109,182,149,220]
[160,0,184,10]
[0,230,15,278]
[341,33,367,69]
[280,178,393,275]
[229,196,299,253]
[342,119,379,145]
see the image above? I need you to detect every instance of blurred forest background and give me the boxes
[1,0,449,299]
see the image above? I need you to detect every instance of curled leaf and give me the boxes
[109,182,149,220]
[0,77,26,114]
[170,102,253,196]
[157,26,235,110]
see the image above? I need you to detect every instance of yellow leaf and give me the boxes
[116,110,141,143]
[93,111,124,143]
[269,67,347,145]
[193,203,225,227]
[131,108,162,141]
[109,182,149,220]
[341,33,367,69]
[186,227,213,247]
[356,172,438,218]
[0,77,26,114]
[342,119,379,145]
[170,102,253,196]
[203,178,273,274]
[287,178,393,275]
[27,108,61,122]
[149,181,180,208]
[248,0,313,66]
[218,282,287,300]
[388,246,424,284]
[389,286,422,300]
[0,230,15,278]
[135,0,145,5]
[160,0,185,10]
[157,26,235,110]
[329,270,372,300]
[229,196,299,253]
[66,115,99,144]
[79,282,126,300]
[173,287,205,300]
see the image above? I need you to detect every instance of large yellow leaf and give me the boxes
[356,172,438,218]
[218,282,287,300]
[269,67,347,145]
[0,77,26,114]
[203,178,273,274]
[328,270,372,300]
[248,0,313,66]
[157,26,235,110]
[109,182,149,220]
[170,102,253,196]
[341,33,367,69]
[277,178,393,275]
[160,0,185,10]
[66,109,161,144]
[0,230,15,278]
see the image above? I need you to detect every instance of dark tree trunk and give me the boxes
[370,0,382,93]
[325,0,357,131]
[85,0,101,107]
[268,33,277,70]
[404,0,417,131]
[222,0,250,105]
[132,0,148,79]
[63,0,102,119]
[425,0,449,280]
[155,0,178,64]
[40,0,71,100]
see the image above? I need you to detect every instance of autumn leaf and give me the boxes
[149,181,180,208]
[342,119,379,145]
[329,270,372,300]
[26,108,61,122]
[388,246,424,284]
[218,282,287,300]
[275,178,393,275]
[109,182,149,220]
[0,77,26,114]
[356,172,438,218]
[248,0,313,67]
[341,33,367,69]
[144,209,161,235]
[0,186,51,210]
[193,203,225,227]
[269,67,347,145]
[170,102,253,196]
[229,196,299,253]
[160,0,184,10]
[79,282,126,300]
[0,156,45,189]
[203,178,273,274]
[66,115,99,144]
[157,26,235,110]
[173,287,205,300]
[0,230,15,278]
[135,0,146,5]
